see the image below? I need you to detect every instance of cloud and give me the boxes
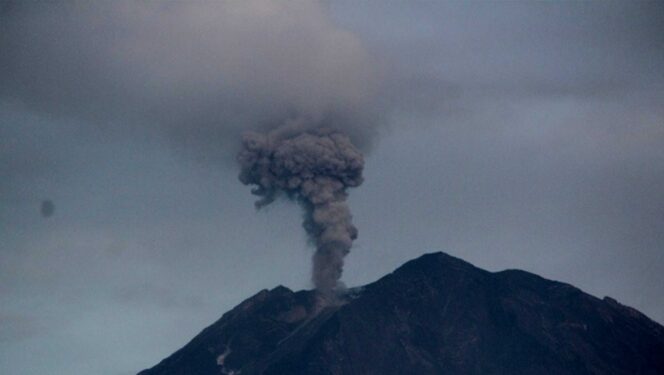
[0,1,380,160]
[331,1,664,119]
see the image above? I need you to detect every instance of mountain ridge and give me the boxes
[139,251,664,375]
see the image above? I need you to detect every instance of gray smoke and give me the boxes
[237,120,364,294]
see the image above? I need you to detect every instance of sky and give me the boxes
[1,1,663,374]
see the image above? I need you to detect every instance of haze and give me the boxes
[1,1,663,374]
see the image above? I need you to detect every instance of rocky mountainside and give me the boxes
[139,252,664,375]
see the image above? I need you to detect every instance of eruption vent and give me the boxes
[238,120,364,294]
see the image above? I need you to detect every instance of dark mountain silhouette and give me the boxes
[139,252,664,375]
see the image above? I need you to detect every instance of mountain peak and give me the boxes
[392,251,483,276]
[140,251,664,375]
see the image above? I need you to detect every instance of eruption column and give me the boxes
[237,122,364,295]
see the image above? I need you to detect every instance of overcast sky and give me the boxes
[1,1,663,374]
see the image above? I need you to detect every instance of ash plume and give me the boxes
[1,1,380,294]
[238,120,364,294]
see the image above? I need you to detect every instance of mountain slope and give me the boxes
[139,252,664,375]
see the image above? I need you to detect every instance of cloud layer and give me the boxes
[0,1,379,159]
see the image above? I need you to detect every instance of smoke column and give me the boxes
[237,119,364,295]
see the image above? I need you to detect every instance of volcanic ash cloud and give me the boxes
[237,122,364,294]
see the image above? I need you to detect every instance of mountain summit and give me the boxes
[139,252,664,375]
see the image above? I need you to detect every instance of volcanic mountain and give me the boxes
[138,252,664,375]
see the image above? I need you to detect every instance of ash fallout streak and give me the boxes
[238,119,364,295]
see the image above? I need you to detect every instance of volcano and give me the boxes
[138,252,664,375]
